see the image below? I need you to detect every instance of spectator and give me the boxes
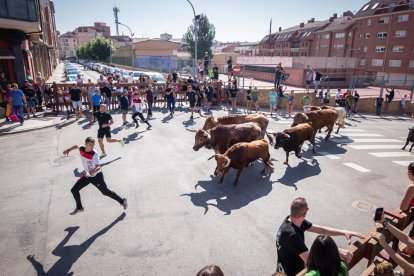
[213,63,219,80]
[86,79,95,111]
[186,84,198,120]
[205,82,213,112]
[100,82,112,112]
[245,86,252,114]
[335,89,342,105]
[97,74,106,85]
[277,85,287,113]
[76,74,84,85]
[251,86,260,113]
[4,83,11,121]
[274,62,284,89]
[227,56,233,81]
[318,88,324,105]
[275,197,363,276]
[353,90,360,113]
[69,85,83,120]
[305,235,349,276]
[375,95,384,116]
[302,92,313,112]
[172,71,178,83]
[305,69,314,93]
[287,90,295,116]
[269,89,277,117]
[385,87,395,104]
[401,95,407,115]
[324,87,331,104]
[91,88,102,113]
[203,52,210,74]
[314,70,322,92]
[165,82,176,116]
[119,90,129,125]
[9,83,26,125]
[166,74,172,83]
[145,84,154,118]
[229,83,238,112]
[196,265,224,276]
[0,72,9,91]
[345,92,354,118]
[25,83,37,118]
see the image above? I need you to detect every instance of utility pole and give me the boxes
[186,0,198,79]
[113,6,120,36]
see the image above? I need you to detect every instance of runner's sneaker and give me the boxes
[119,139,125,147]
[147,125,152,129]
[69,208,84,215]
[100,153,107,159]
[122,198,128,210]
[135,123,139,129]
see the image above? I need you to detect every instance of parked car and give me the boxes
[126,71,145,83]
[146,72,166,84]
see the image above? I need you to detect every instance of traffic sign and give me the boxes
[232,64,241,75]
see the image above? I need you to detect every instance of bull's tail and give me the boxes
[266,131,274,146]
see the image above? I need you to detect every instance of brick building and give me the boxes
[58,31,77,59]
[75,22,110,47]
[352,0,414,83]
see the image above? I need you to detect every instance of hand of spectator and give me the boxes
[338,248,353,264]
[344,231,365,244]
[63,149,69,156]
[370,232,386,246]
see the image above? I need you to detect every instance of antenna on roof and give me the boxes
[113,6,120,36]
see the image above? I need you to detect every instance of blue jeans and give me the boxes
[12,105,24,123]
[274,75,282,88]
[167,98,175,113]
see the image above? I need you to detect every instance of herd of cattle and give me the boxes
[187,109,414,186]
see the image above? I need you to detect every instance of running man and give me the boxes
[186,84,199,120]
[130,93,152,129]
[88,104,124,158]
[63,136,127,215]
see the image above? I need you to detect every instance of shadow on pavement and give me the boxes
[27,213,125,276]
[182,119,197,127]
[124,131,145,144]
[161,115,173,124]
[181,161,275,215]
[277,159,321,190]
[55,119,76,130]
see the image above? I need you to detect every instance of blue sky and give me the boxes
[54,0,367,42]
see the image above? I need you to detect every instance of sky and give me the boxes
[54,0,368,42]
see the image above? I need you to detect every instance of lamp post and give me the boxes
[186,0,198,79]
[115,20,135,70]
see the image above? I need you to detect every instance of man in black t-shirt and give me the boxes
[172,72,178,83]
[213,63,219,80]
[25,83,37,118]
[186,85,199,120]
[100,82,112,112]
[88,104,124,158]
[275,197,363,276]
[69,86,83,119]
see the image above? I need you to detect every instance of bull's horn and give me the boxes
[185,127,197,132]
[208,154,220,161]
[224,156,231,168]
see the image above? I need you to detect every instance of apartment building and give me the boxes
[353,0,414,82]
[0,0,58,84]
[75,22,111,47]
[58,31,77,59]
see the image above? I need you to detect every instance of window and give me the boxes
[335,33,345,38]
[372,59,384,66]
[372,3,379,9]
[378,17,389,24]
[397,15,409,22]
[366,19,371,25]
[334,44,344,49]
[377,32,388,38]
[395,30,406,37]
[375,46,386,52]
[348,32,352,37]
[321,34,330,39]
[389,60,401,67]
[362,4,370,11]
[320,45,328,49]
[365,33,370,39]
[0,0,37,21]
[392,45,403,52]
[359,34,363,39]
[363,46,368,52]
[360,59,366,66]
[410,60,414,68]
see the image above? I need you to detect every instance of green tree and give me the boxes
[183,14,215,60]
[76,37,113,61]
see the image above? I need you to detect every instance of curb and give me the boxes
[0,117,66,136]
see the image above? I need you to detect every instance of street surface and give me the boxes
[0,102,413,275]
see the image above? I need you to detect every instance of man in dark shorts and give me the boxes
[186,84,199,120]
[88,104,124,158]
[63,136,127,215]
[100,82,112,112]
[276,197,363,275]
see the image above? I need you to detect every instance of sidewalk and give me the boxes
[0,113,66,136]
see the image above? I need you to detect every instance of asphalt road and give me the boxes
[0,102,413,275]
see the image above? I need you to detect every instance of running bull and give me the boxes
[402,126,414,152]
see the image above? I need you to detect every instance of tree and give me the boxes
[183,14,215,60]
[76,37,113,61]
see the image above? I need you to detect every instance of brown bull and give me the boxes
[193,122,263,154]
[189,113,273,145]
[272,123,316,165]
[291,109,338,140]
[208,139,272,186]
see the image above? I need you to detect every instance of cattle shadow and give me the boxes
[181,163,275,215]
[313,138,349,155]
[277,159,321,189]
[27,213,125,276]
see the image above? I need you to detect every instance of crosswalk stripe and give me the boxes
[332,138,402,143]
[340,133,384,137]
[318,151,341,159]
[340,129,367,132]
[343,162,371,172]
[349,145,403,150]
[392,161,413,166]
[369,152,414,157]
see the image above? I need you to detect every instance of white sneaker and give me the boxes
[122,198,128,210]
[119,139,125,147]
[69,208,84,215]
[100,153,107,159]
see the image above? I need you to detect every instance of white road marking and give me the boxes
[349,145,403,150]
[274,120,293,124]
[340,133,384,137]
[318,152,340,159]
[339,129,367,132]
[369,152,414,157]
[333,138,402,143]
[392,161,413,166]
[343,162,371,172]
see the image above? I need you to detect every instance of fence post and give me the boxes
[379,76,385,97]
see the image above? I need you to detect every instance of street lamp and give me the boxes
[186,0,199,79]
[115,20,135,70]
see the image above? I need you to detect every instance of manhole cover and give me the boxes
[53,156,76,164]
[352,200,375,212]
